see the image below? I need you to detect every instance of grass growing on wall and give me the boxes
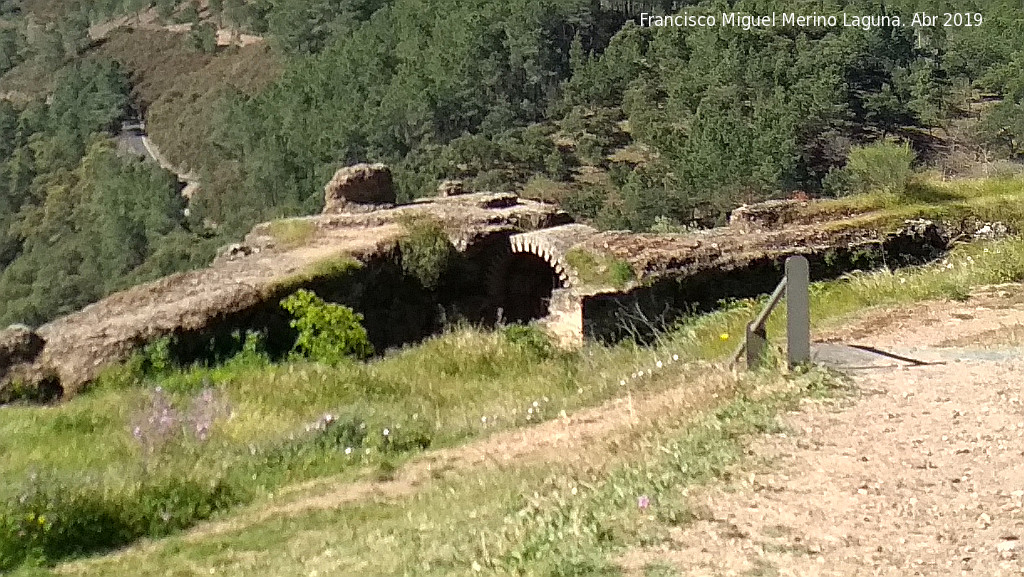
[565,247,636,289]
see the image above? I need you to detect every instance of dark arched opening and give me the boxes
[494,252,563,323]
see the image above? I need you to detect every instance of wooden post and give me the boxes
[785,255,810,368]
[746,321,768,369]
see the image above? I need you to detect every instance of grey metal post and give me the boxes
[785,255,810,367]
[746,321,768,369]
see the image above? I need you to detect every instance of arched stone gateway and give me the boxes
[488,224,598,323]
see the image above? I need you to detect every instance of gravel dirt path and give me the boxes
[620,287,1024,576]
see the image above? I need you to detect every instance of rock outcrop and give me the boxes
[323,163,396,212]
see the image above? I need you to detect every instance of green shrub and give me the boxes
[140,337,174,376]
[843,140,916,195]
[397,216,455,290]
[820,166,852,197]
[503,325,555,360]
[0,475,242,571]
[575,133,605,166]
[280,289,374,364]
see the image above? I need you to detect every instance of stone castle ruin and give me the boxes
[0,163,955,401]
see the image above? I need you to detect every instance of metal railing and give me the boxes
[730,255,810,370]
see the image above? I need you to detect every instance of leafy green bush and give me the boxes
[140,337,174,375]
[397,217,455,290]
[820,166,852,197]
[503,325,555,360]
[280,289,374,364]
[0,475,241,571]
[842,140,917,195]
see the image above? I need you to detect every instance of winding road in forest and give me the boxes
[116,119,200,199]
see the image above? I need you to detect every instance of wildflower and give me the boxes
[637,370,644,377]
[720,333,730,341]
[481,416,487,424]
[571,487,578,495]
[638,495,651,510]
[656,360,663,368]
[672,354,679,361]
[532,401,539,408]
[383,428,390,437]
[620,380,626,386]
[345,447,352,455]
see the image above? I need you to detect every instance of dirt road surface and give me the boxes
[621,288,1024,576]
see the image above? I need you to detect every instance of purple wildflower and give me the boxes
[129,387,180,458]
[187,386,230,443]
[637,495,651,510]
[129,385,231,456]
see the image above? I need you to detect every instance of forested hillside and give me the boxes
[1,0,1023,325]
